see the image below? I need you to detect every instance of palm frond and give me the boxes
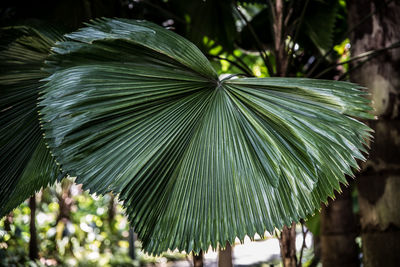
[0,23,62,217]
[302,0,340,53]
[40,18,372,254]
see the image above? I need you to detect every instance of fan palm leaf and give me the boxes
[0,24,63,217]
[0,18,372,254]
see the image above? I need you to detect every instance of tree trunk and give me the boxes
[280,222,297,267]
[57,179,73,223]
[218,242,233,267]
[348,0,400,266]
[128,227,136,260]
[193,250,204,267]
[320,183,359,267]
[4,212,13,232]
[272,0,288,76]
[29,195,39,260]
[273,0,295,264]
[108,193,116,224]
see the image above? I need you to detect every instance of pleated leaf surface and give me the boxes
[40,18,373,254]
[0,24,62,217]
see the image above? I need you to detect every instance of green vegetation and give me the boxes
[1,0,398,266]
[1,17,372,255]
[0,182,187,266]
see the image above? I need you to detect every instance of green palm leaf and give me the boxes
[0,23,62,217]
[40,18,372,254]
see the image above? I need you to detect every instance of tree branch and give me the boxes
[306,0,395,77]
[314,41,400,78]
[297,221,309,267]
[206,54,254,77]
[285,0,310,76]
[235,4,275,76]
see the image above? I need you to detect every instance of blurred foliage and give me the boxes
[0,181,187,266]
[0,0,349,79]
[305,214,320,237]
[0,182,319,266]
[0,0,366,265]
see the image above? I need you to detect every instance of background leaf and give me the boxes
[177,0,237,52]
[301,0,340,54]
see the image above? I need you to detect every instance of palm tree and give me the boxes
[0,17,372,259]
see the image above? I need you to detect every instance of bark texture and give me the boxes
[348,0,400,266]
[29,195,39,260]
[320,184,359,267]
[280,222,297,267]
[193,250,204,267]
[218,242,233,267]
[273,0,288,76]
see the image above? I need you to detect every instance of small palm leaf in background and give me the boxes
[238,0,340,56]
[2,18,372,255]
[0,23,63,217]
[301,0,340,54]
